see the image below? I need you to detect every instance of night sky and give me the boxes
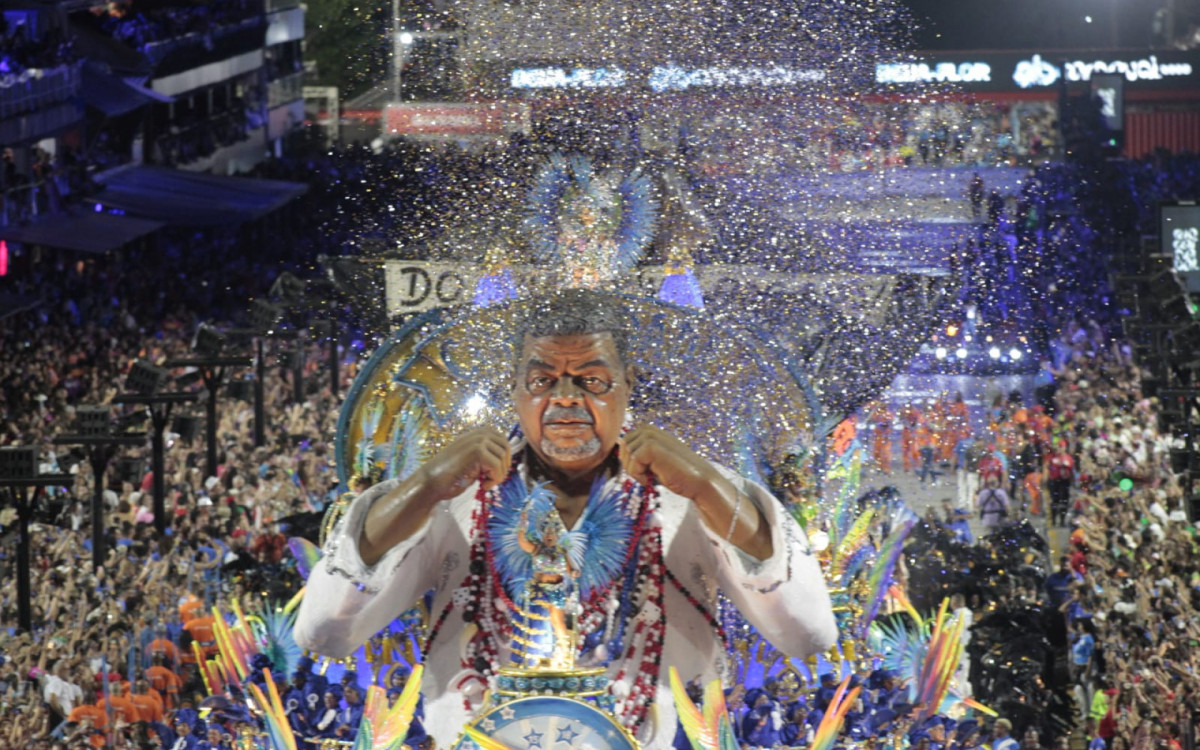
[904,0,1174,51]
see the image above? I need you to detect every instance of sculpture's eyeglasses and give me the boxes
[525,375,614,396]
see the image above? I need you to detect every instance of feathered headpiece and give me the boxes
[526,153,657,288]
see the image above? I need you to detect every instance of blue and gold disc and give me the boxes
[453,696,639,750]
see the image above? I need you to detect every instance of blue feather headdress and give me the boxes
[525,153,657,286]
[487,472,636,602]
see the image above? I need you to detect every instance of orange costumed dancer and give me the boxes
[868,401,894,474]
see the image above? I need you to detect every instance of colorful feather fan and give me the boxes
[352,664,425,750]
[258,605,303,682]
[381,397,429,482]
[355,399,387,479]
[887,583,923,628]
[289,537,323,580]
[871,598,993,719]
[612,167,657,275]
[211,607,249,685]
[462,726,517,750]
[203,599,307,709]
[858,516,917,636]
[823,448,863,546]
[193,642,221,695]
[829,509,875,585]
[911,600,967,721]
[811,675,862,750]
[669,666,739,750]
[248,669,298,750]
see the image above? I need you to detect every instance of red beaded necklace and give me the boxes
[419,453,724,733]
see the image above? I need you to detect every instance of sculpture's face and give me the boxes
[513,332,630,476]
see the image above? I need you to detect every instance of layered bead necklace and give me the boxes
[420,449,728,733]
[421,451,670,731]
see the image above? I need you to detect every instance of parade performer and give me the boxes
[899,402,921,473]
[946,392,970,461]
[510,501,581,669]
[295,291,837,747]
[868,401,893,475]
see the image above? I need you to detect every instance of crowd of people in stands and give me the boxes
[90,0,263,51]
[0,16,77,76]
[0,120,431,746]
[1047,333,1200,750]
[0,239,353,749]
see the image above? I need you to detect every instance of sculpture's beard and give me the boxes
[540,435,602,461]
[540,404,602,461]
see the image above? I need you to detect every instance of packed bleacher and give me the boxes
[1044,329,1200,750]
[87,1,263,52]
[0,255,343,750]
[0,16,77,75]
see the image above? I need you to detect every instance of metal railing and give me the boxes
[267,71,304,108]
[0,63,82,122]
[0,175,65,227]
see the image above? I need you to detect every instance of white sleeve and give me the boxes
[700,465,838,658]
[293,479,453,658]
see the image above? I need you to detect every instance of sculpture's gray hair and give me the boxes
[514,290,630,367]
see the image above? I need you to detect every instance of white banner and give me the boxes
[383,260,895,320]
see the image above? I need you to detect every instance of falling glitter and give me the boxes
[316,0,996,437]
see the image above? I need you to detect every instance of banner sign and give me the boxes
[497,51,1199,96]
[383,102,530,137]
[384,262,473,313]
[1011,53,1192,89]
[1091,74,1124,132]
[875,51,1199,93]
[383,261,895,321]
[1162,203,1200,292]
[505,63,826,93]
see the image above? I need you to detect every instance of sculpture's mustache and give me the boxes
[543,405,594,425]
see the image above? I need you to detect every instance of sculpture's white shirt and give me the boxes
[295,461,836,749]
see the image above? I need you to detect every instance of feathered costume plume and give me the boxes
[858,515,917,637]
[352,665,426,750]
[354,400,387,479]
[487,476,634,600]
[828,509,875,587]
[811,675,863,750]
[525,153,657,279]
[871,599,994,720]
[382,398,429,482]
[669,667,739,750]
[248,669,298,750]
[823,448,863,547]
